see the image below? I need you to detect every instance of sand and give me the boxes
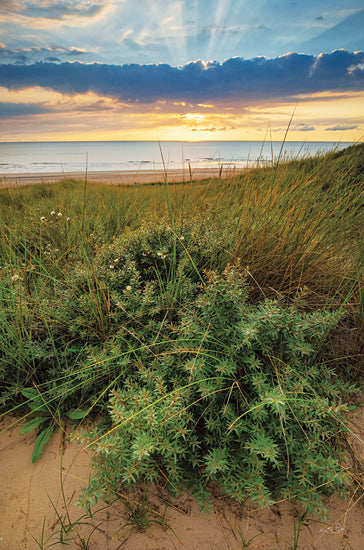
[1,409,363,550]
[0,166,238,188]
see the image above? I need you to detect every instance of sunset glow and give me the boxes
[0,1,363,142]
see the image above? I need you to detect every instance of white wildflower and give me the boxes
[109,264,115,269]
[126,285,132,291]
[57,212,62,217]
[12,274,19,282]
[50,211,56,216]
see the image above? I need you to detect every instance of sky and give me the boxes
[0,0,363,142]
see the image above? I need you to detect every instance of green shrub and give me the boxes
[80,266,353,515]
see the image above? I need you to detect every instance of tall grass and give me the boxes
[0,143,363,513]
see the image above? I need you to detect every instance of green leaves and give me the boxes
[19,415,49,434]
[32,424,54,463]
[21,388,48,413]
[19,387,88,462]
[65,408,88,420]
[81,266,352,515]
[204,448,229,476]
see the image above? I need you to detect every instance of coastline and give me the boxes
[0,166,238,187]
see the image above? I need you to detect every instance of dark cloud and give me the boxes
[294,123,316,131]
[0,102,51,118]
[0,50,363,104]
[325,125,358,131]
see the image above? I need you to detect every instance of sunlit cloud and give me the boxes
[1,50,363,105]
[0,81,362,143]
[0,1,108,21]
[1,1,363,142]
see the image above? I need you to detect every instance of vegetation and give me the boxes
[0,143,363,518]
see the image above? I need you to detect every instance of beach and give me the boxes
[0,166,238,187]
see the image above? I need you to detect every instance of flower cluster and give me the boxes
[40,211,70,224]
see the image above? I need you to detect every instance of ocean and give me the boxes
[0,140,352,175]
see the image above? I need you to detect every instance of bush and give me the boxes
[80,267,352,515]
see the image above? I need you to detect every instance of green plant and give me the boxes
[79,266,355,516]
[31,493,107,549]
[227,526,264,549]
[115,488,178,542]
[0,143,362,534]
[20,386,87,462]
[31,447,112,549]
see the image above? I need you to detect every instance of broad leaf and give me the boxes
[22,388,48,412]
[32,424,54,463]
[19,416,49,434]
[65,408,88,420]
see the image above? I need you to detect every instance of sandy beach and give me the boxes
[0,166,239,187]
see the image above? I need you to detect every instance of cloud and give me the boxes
[0,101,51,117]
[325,124,358,131]
[0,1,106,21]
[76,99,113,112]
[0,44,90,64]
[0,50,363,104]
[294,123,316,131]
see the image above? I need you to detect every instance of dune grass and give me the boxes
[0,143,363,517]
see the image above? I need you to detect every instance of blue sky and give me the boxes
[0,0,363,141]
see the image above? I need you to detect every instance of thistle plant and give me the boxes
[79,265,354,516]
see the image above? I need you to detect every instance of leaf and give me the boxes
[22,388,48,412]
[65,408,88,420]
[21,388,39,400]
[19,416,49,434]
[32,424,54,463]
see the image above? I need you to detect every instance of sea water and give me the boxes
[0,141,352,175]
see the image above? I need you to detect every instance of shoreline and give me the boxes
[0,166,239,187]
